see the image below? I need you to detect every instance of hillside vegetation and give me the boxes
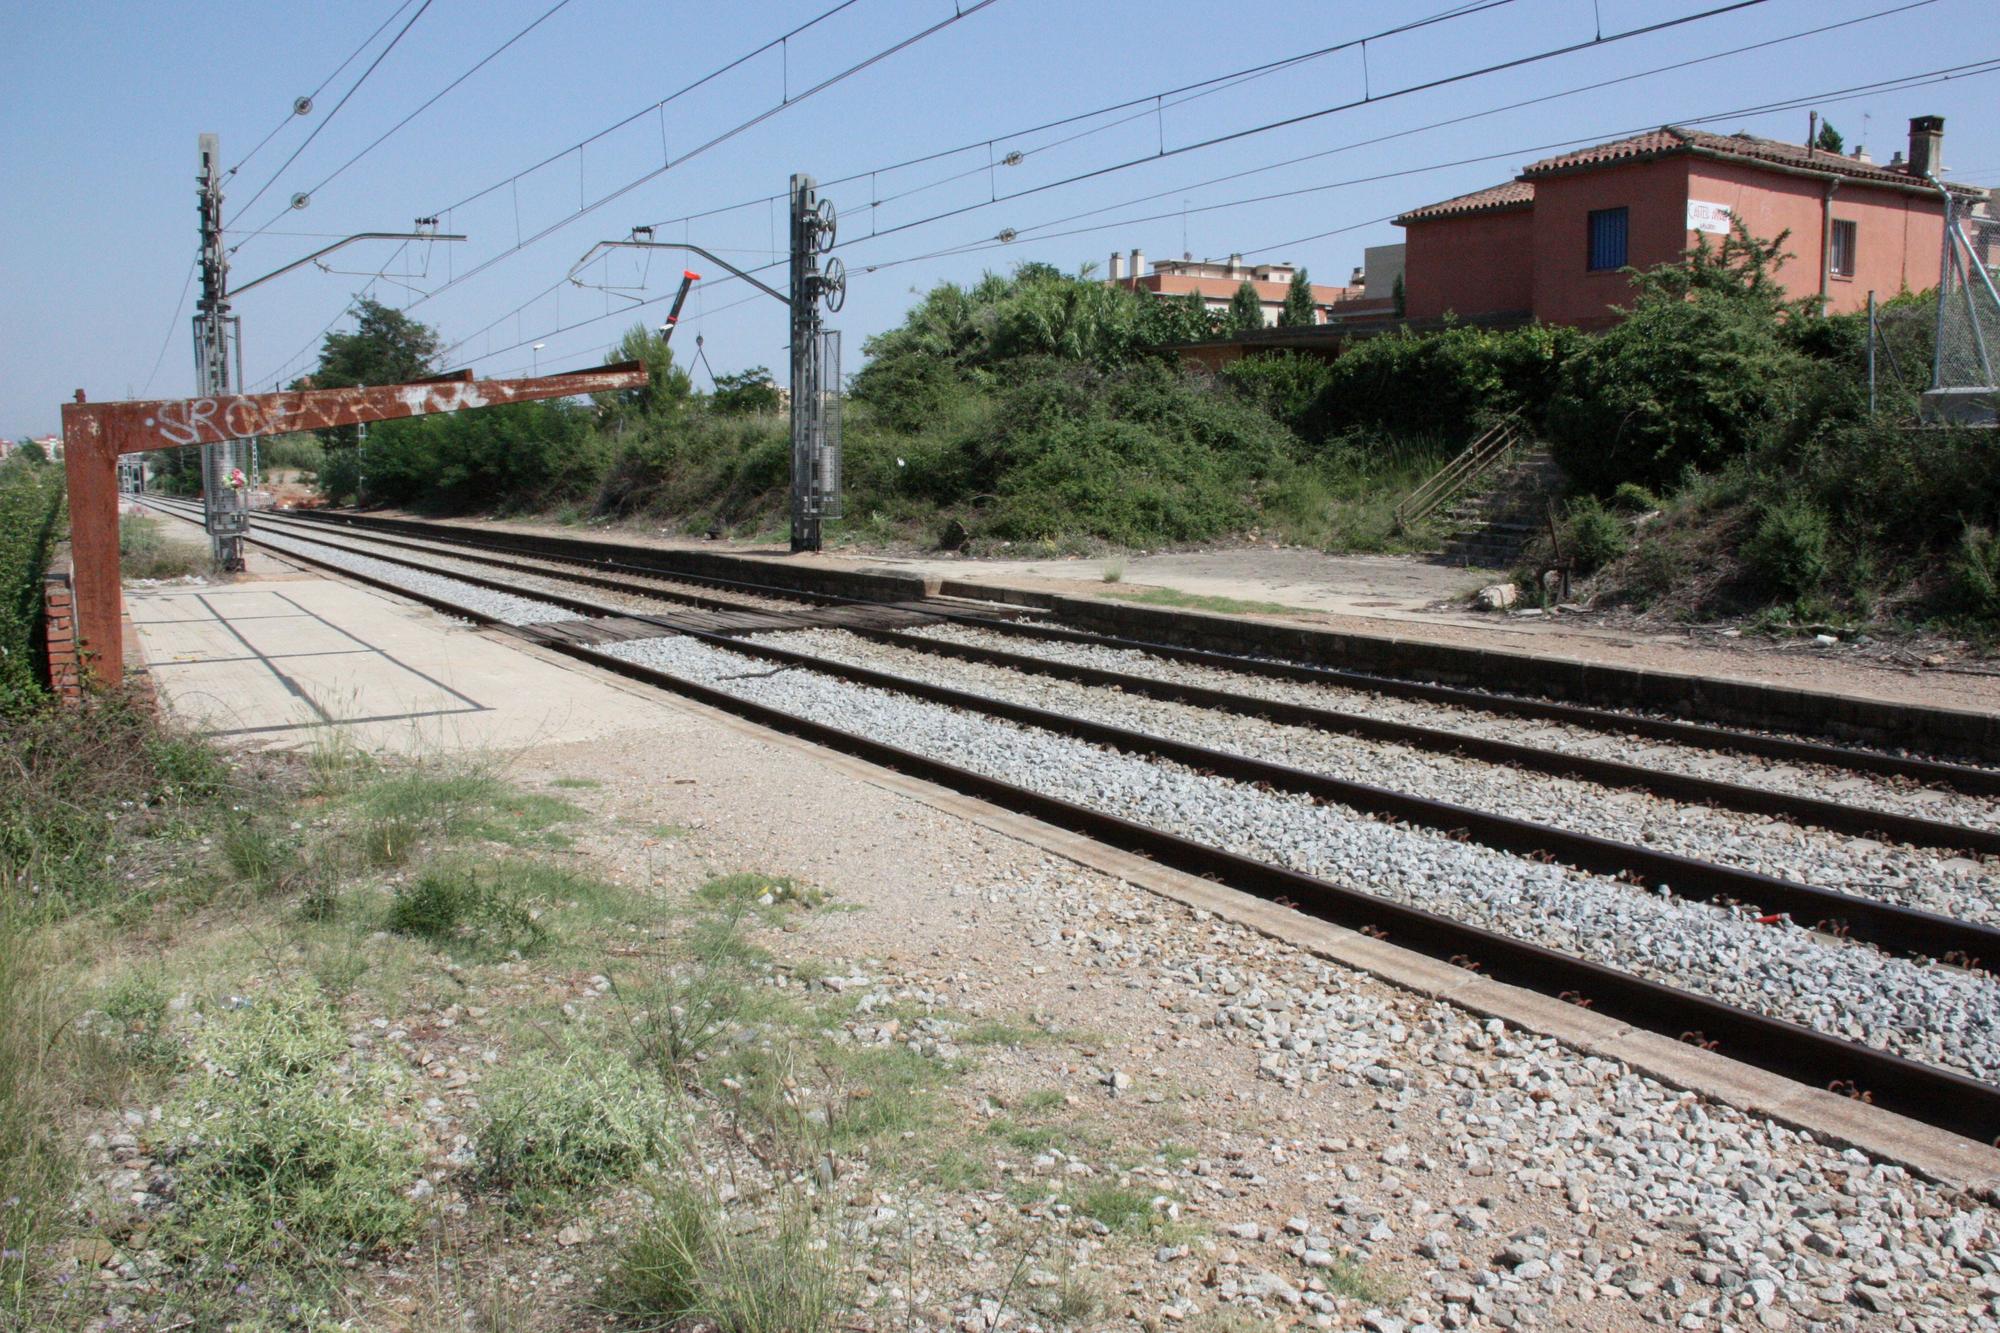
[293,228,1994,634]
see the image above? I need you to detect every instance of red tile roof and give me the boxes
[1393,179,1534,224]
[1520,126,1935,190]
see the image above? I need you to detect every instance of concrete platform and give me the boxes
[128,569,646,754]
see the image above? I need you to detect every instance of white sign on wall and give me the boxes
[1687,200,1733,235]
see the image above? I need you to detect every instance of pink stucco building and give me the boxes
[1394,117,1984,329]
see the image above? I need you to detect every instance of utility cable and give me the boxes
[638,0,1528,234]
[227,0,436,226]
[231,0,584,254]
[140,260,199,397]
[227,0,419,181]
[397,0,1003,313]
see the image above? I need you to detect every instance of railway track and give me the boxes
[140,496,2000,1142]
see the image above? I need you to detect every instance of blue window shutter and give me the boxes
[1588,207,1628,271]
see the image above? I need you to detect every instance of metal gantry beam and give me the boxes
[58,362,647,687]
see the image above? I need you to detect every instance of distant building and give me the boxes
[1393,115,1988,329]
[1105,249,1370,325]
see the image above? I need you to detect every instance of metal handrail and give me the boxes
[1393,414,1523,532]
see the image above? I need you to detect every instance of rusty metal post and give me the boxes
[56,363,646,689]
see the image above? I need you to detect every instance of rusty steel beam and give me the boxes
[57,361,645,688]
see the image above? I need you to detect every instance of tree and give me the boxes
[598,323,691,420]
[1279,269,1317,327]
[1546,220,1816,492]
[13,439,46,464]
[307,297,441,389]
[303,297,444,454]
[1226,281,1265,334]
[1814,120,1844,155]
[711,367,780,415]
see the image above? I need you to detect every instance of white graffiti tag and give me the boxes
[140,383,491,447]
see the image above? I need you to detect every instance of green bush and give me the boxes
[1742,498,1830,599]
[1547,223,1824,494]
[158,985,421,1268]
[1948,525,2000,621]
[471,1038,675,1200]
[1563,498,1629,574]
[1307,323,1579,444]
[0,458,65,711]
[1220,353,1336,440]
[385,860,548,958]
[1609,482,1659,513]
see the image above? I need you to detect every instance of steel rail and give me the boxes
[288,507,2000,795]
[187,506,2000,1143]
[229,511,2000,976]
[260,506,2000,857]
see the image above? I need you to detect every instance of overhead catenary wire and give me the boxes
[396,0,1005,315]
[252,0,1004,389]
[230,0,585,255]
[636,0,1531,236]
[225,0,420,182]
[840,0,1779,258]
[908,0,1941,258]
[226,0,437,226]
[455,52,2000,383]
[430,0,1722,372]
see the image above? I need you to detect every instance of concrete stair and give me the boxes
[1438,449,1566,569]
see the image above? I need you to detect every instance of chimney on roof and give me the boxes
[1227,252,1243,278]
[1907,115,1944,178]
[1108,251,1124,282]
[1129,248,1144,279]
[1853,146,1872,165]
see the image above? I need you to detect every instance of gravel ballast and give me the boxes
[901,622,2000,836]
[748,627,2000,924]
[598,631,2000,1084]
[251,529,577,626]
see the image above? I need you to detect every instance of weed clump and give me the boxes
[471,1038,675,1202]
[606,1177,845,1332]
[385,859,550,958]
[156,985,421,1270]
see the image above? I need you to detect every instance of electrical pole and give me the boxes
[787,174,844,553]
[571,171,845,553]
[194,133,250,569]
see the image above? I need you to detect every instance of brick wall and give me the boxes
[41,546,81,705]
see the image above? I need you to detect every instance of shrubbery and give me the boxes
[158,985,422,1268]
[1742,498,1831,600]
[0,457,65,710]
[472,1037,676,1201]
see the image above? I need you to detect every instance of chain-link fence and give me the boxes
[1926,200,1999,423]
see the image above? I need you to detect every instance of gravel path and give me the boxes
[598,632,2000,1084]
[903,622,2000,835]
[749,627,2000,924]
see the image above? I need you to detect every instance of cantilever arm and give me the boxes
[569,240,789,308]
[231,231,467,298]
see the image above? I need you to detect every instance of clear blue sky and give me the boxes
[4,0,1996,437]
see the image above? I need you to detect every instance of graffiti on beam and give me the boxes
[141,382,493,448]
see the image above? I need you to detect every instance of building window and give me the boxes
[1830,219,1857,278]
[1587,206,1629,271]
